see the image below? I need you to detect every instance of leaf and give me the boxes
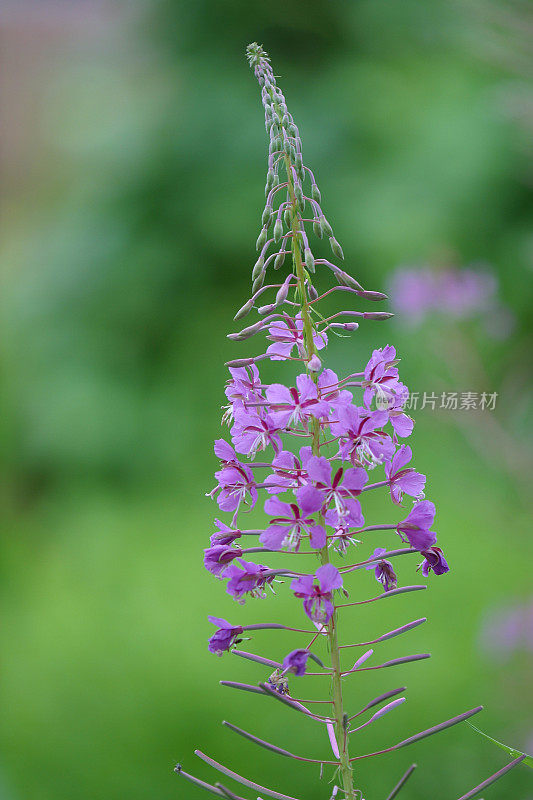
[468,723,533,768]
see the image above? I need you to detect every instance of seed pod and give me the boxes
[320,216,333,237]
[252,272,265,294]
[252,256,265,280]
[313,220,323,239]
[273,218,283,243]
[274,251,286,270]
[311,183,321,203]
[233,298,254,321]
[304,248,315,273]
[261,206,272,227]
[256,228,267,251]
[329,236,344,260]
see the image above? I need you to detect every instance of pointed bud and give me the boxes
[289,145,297,163]
[308,354,322,372]
[304,248,315,273]
[227,320,265,341]
[272,173,279,188]
[261,206,272,227]
[273,218,283,243]
[252,256,265,280]
[256,228,267,250]
[363,311,394,320]
[266,168,275,189]
[308,284,318,301]
[320,216,333,237]
[258,303,276,315]
[252,272,266,294]
[233,298,254,321]
[311,183,321,203]
[275,281,290,306]
[313,220,323,239]
[329,236,344,260]
[225,357,256,368]
[284,207,291,227]
[274,251,286,270]
[284,140,291,155]
[358,290,388,301]
[336,270,363,291]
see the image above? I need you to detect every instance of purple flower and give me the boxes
[363,345,400,410]
[291,564,343,623]
[330,404,394,468]
[225,558,274,602]
[302,454,367,523]
[385,382,414,440]
[225,364,263,406]
[211,463,258,520]
[317,368,353,410]
[263,447,312,494]
[324,511,359,554]
[208,616,243,655]
[210,519,242,546]
[282,648,310,676]
[385,445,426,505]
[396,500,437,551]
[365,547,398,592]
[231,407,282,458]
[266,313,327,360]
[204,544,243,578]
[419,546,449,576]
[260,493,326,551]
[266,375,329,428]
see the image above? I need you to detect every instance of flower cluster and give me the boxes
[176,43,520,800]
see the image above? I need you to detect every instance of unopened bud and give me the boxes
[275,275,292,306]
[357,290,388,302]
[252,256,265,280]
[284,139,291,155]
[258,303,276,315]
[227,320,264,341]
[308,284,318,301]
[273,218,283,243]
[233,298,254,321]
[274,251,286,270]
[289,145,297,163]
[320,216,333,237]
[329,236,344,260]
[252,272,266,294]
[256,228,267,251]
[336,270,363,291]
[289,123,298,137]
[282,114,289,129]
[313,220,323,239]
[304,248,315,273]
[225,357,255,368]
[284,207,291,227]
[272,173,279,188]
[363,311,394,320]
[311,183,321,203]
[266,168,275,189]
[261,206,272,227]
[308,354,322,372]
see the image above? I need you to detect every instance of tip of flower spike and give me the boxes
[246,42,270,67]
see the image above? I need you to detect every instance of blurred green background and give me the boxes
[1,1,532,798]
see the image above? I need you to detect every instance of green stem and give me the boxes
[274,102,355,800]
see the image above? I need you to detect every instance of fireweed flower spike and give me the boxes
[176,43,520,800]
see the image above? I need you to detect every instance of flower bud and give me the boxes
[336,270,363,291]
[308,284,319,301]
[329,236,344,260]
[282,114,289,129]
[273,218,283,243]
[320,216,333,237]
[266,168,275,189]
[308,354,322,372]
[258,303,275,315]
[252,256,265,280]
[272,173,279,188]
[256,228,267,250]
[252,272,265,294]
[289,145,297,163]
[233,298,254,321]
[228,320,265,340]
[363,311,394,320]
[284,139,291,155]
[261,206,272,227]
[283,207,291,227]
[225,357,256,368]
[357,290,388,301]
[274,251,286,270]
[313,220,323,239]
[311,183,321,203]
[304,248,315,273]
